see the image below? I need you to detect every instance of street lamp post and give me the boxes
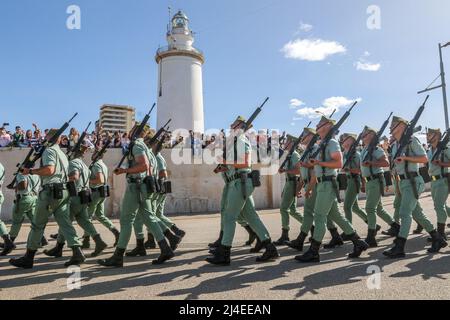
[418,42,450,129]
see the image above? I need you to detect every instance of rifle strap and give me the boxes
[405,143,419,200]
[234,136,238,164]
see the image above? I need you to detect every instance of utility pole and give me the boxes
[418,42,450,129]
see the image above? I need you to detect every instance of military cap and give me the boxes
[303,127,317,135]
[233,115,252,129]
[428,128,441,136]
[363,126,377,135]
[392,116,409,125]
[286,134,299,144]
[46,128,59,139]
[341,133,357,142]
[318,116,336,126]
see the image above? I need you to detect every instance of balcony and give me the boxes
[156,45,204,64]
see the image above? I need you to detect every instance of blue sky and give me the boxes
[1,0,450,135]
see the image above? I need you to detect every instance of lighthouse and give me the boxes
[155,11,205,133]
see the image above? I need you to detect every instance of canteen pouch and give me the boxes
[164,181,172,194]
[144,176,156,194]
[155,178,162,193]
[78,189,92,205]
[53,183,64,200]
[337,173,348,191]
[98,185,110,198]
[67,181,78,197]
[250,170,261,188]
[384,171,393,187]
[331,177,343,204]
[419,166,431,184]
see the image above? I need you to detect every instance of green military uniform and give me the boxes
[0,162,7,237]
[56,158,99,244]
[86,159,117,233]
[153,153,173,227]
[279,149,304,230]
[9,173,40,238]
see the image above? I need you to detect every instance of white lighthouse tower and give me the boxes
[155,11,205,133]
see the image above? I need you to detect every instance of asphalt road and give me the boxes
[1,192,450,300]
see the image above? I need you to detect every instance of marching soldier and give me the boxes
[360,127,399,247]
[295,117,368,263]
[81,146,120,249]
[0,162,16,256]
[287,127,317,252]
[383,116,447,258]
[9,129,85,269]
[44,143,108,258]
[206,116,279,265]
[97,123,174,268]
[275,134,304,245]
[426,128,450,239]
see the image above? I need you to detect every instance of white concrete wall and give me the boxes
[157,55,205,133]
[0,149,280,221]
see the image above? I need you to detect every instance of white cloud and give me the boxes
[281,38,347,61]
[289,98,305,109]
[363,51,371,57]
[355,61,381,71]
[298,22,313,32]
[295,96,361,119]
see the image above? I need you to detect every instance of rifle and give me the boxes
[431,128,450,162]
[343,131,364,169]
[90,139,111,170]
[6,113,78,189]
[67,121,91,160]
[214,97,270,173]
[310,102,358,160]
[279,121,312,171]
[115,104,156,170]
[363,112,393,163]
[390,95,429,199]
[146,119,172,146]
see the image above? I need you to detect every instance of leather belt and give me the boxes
[225,172,248,184]
[42,183,66,191]
[317,176,336,183]
[127,178,143,184]
[286,176,298,182]
[431,173,449,181]
[398,172,419,180]
[364,173,383,182]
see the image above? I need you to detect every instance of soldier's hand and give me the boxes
[305,189,312,199]
[21,168,30,175]
[432,160,442,166]
[361,185,366,193]
[342,167,350,173]
[114,168,127,175]
[395,157,405,163]
[362,161,371,167]
[278,168,286,174]
[309,159,320,166]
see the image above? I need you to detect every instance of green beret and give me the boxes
[428,128,441,136]
[363,126,377,135]
[341,133,357,141]
[318,116,336,126]
[392,116,408,125]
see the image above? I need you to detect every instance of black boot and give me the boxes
[428,230,448,253]
[348,233,369,258]
[144,233,156,249]
[152,239,175,265]
[91,234,108,257]
[308,226,315,243]
[208,231,223,248]
[250,236,264,253]
[273,229,290,246]
[40,235,48,247]
[244,225,257,246]
[64,247,86,267]
[97,248,125,268]
[438,223,448,241]
[340,232,352,242]
[287,231,308,251]
[50,233,58,240]
[9,249,36,269]
[81,236,91,249]
[376,224,382,232]
[413,223,423,234]
[170,225,186,239]
[164,229,182,251]
[256,240,280,262]
[324,228,344,249]
[382,222,401,237]
[295,239,321,263]
[0,235,15,256]
[205,244,231,266]
[43,242,64,258]
[365,229,378,248]
[111,228,120,247]
[383,237,407,258]
[126,238,147,257]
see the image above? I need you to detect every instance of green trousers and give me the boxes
[117,183,165,249]
[154,193,174,228]
[343,177,367,224]
[365,179,394,229]
[133,193,169,240]
[0,192,8,236]
[27,189,81,250]
[221,179,270,247]
[397,176,434,239]
[300,185,317,234]
[83,191,116,237]
[10,195,37,238]
[57,197,99,244]
[219,185,248,230]
[280,180,304,230]
[312,181,355,242]
[431,179,450,224]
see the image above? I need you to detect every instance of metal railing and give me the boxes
[156,45,203,56]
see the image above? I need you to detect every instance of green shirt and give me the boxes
[147,149,158,177]
[427,146,450,176]
[16,173,41,196]
[69,158,90,192]
[156,153,167,173]
[300,144,318,182]
[391,137,426,175]
[0,162,5,189]
[360,146,385,177]
[225,134,252,180]
[282,150,301,178]
[41,145,69,186]
[126,138,149,180]
[314,139,341,178]
[343,150,361,172]
[90,159,108,188]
